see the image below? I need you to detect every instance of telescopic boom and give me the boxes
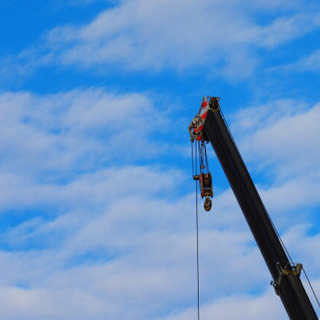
[189,97,318,319]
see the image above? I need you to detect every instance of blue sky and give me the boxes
[0,0,320,319]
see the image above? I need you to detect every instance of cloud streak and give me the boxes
[1,1,320,318]
[2,0,320,81]
[0,89,319,319]
[284,49,320,72]
[45,1,320,75]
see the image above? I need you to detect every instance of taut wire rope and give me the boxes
[191,141,201,320]
[195,173,200,320]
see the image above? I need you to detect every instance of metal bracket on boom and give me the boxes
[271,262,303,295]
[208,96,220,111]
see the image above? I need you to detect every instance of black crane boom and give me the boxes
[192,97,318,319]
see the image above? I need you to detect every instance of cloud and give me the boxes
[227,99,320,240]
[159,289,286,320]
[46,1,320,74]
[0,90,319,319]
[257,13,320,48]
[230,100,320,179]
[284,49,320,72]
[2,0,320,81]
[0,89,196,319]
[1,0,320,317]
[0,89,171,177]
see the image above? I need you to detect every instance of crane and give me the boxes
[188,97,318,319]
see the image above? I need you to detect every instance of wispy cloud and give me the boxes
[283,49,320,72]
[231,100,320,179]
[0,90,319,319]
[257,13,320,48]
[229,100,320,239]
[0,89,169,177]
[1,1,320,318]
[43,2,320,76]
[160,289,286,320]
[2,0,320,81]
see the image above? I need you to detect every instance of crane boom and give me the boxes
[190,97,318,319]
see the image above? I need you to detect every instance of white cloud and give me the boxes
[160,289,286,320]
[0,89,194,319]
[258,13,320,48]
[0,89,169,177]
[46,1,319,76]
[1,0,320,317]
[0,91,319,319]
[284,49,320,72]
[2,0,320,80]
[231,100,320,179]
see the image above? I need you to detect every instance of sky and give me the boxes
[0,0,320,319]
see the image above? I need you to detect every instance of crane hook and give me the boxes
[204,197,212,211]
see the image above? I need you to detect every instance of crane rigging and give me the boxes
[189,97,213,212]
[188,96,319,319]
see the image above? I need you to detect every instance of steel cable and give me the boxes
[195,174,200,320]
[191,141,201,320]
[302,267,320,311]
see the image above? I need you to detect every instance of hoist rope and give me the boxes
[198,142,203,173]
[191,142,195,177]
[191,141,201,320]
[195,176,200,320]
